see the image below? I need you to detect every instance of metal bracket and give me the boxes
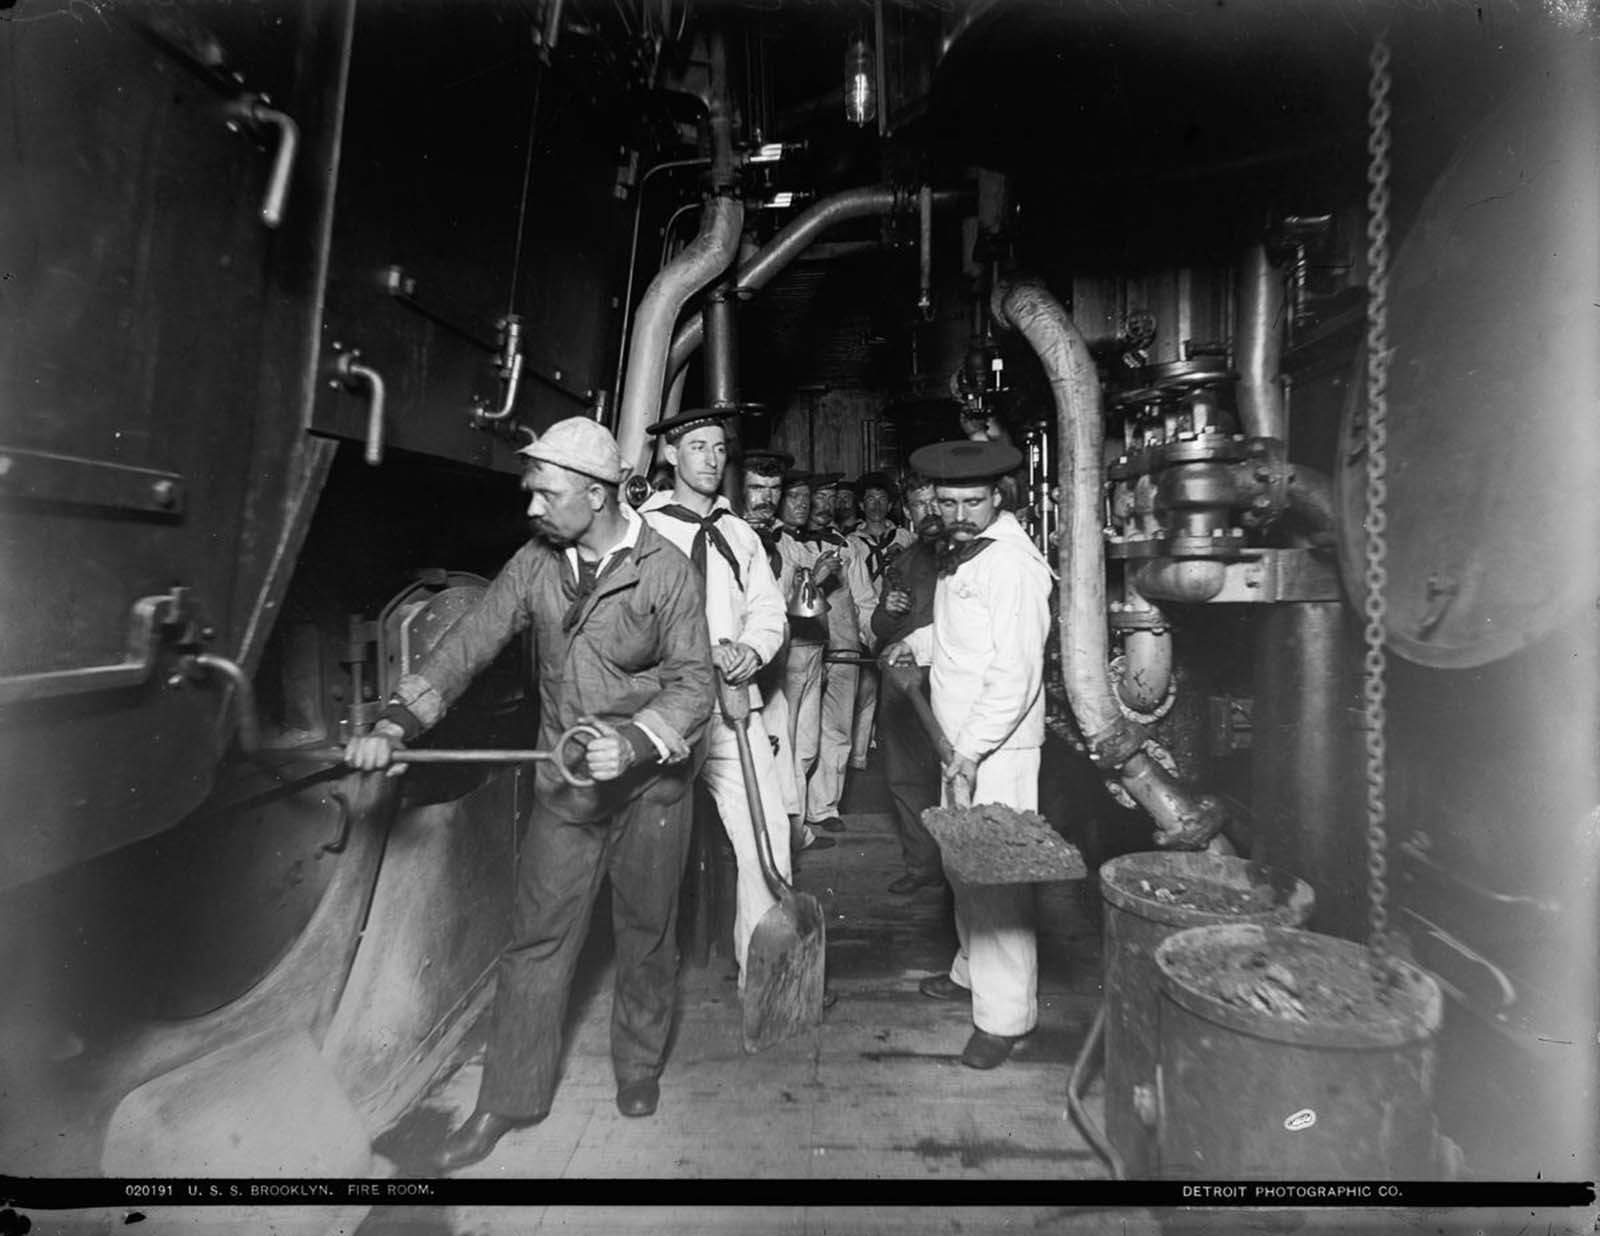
[1206,549,1342,603]
[0,447,185,516]
[0,587,208,705]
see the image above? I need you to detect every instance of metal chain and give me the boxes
[1362,31,1394,961]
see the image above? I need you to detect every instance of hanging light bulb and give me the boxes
[844,33,876,127]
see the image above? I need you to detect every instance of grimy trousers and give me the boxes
[479,789,693,1120]
[877,666,943,881]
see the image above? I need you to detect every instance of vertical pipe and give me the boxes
[1237,244,1288,442]
[873,0,888,138]
[704,285,739,410]
[1251,603,1365,937]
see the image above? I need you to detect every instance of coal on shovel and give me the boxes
[881,659,1084,887]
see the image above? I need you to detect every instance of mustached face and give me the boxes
[905,487,936,527]
[524,461,600,545]
[743,472,782,524]
[935,483,1000,541]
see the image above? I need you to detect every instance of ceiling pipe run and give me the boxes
[991,275,1225,851]
[665,185,972,381]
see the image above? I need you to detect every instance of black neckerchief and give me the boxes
[652,503,743,587]
[858,526,901,581]
[561,548,633,632]
[934,535,995,578]
[752,522,786,576]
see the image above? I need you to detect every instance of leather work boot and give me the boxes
[616,1077,660,1117]
[433,1108,541,1173]
[961,1029,1026,1070]
[918,972,970,1001]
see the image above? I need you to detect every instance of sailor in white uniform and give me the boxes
[639,409,792,984]
[883,439,1054,1070]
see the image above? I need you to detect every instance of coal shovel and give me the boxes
[880,658,1084,886]
[715,661,827,1052]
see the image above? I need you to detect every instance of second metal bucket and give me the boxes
[1154,923,1444,1177]
[1100,851,1314,1177]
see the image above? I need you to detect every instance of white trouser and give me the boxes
[850,665,879,767]
[703,711,794,984]
[945,746,1041,1038]
[782,642,825,819]
[806,657,858,823]
[757,679,801,819]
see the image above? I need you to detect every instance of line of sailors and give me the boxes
[348,410,1053,1172]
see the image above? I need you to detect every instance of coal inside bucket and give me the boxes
[1154,922,1444,1178]
[1099,852,1314,1177]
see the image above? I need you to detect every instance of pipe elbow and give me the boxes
[617,196,743,470]
[1128,558,1227,604]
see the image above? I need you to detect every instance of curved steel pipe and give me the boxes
[991,276,1224,850]
[665,186,971,379]
[615,194,743,473]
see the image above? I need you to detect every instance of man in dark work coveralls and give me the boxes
[346,417,712,1172]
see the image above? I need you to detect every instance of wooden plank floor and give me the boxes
[360,758,1132,1233]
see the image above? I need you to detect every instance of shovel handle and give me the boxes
[881,661,955,767]
[716,666,789,900]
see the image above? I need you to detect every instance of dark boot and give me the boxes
[961,1029,1026,1070]
[433,1109,540,1173]
[616,1077,660,1118]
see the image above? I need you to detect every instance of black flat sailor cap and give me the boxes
[742,448,795,472]
[909,439,1023,482]
[807,472,844,491]
[646,407,740,437]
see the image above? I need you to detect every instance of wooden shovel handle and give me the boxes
[881,661,955,766]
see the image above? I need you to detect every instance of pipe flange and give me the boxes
[1085,716,1148,771]
[1107,603,1168,633]
[1154,434,1249,468]
[1142,356,1237,392]
[1105,532,1165,560]
[1159,529,1249,560]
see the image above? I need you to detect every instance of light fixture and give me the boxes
[844,33,876,127]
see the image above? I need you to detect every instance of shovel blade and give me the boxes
[740,890,826,1053]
